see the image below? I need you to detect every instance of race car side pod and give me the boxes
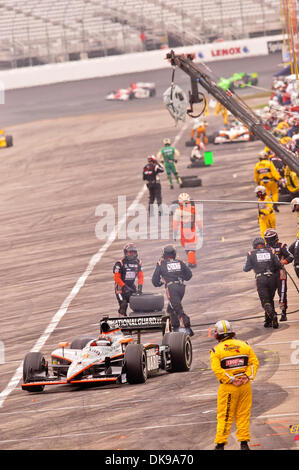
[165,50,299,176]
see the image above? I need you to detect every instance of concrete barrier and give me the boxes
[0,35,282,90]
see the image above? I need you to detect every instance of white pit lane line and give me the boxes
[0,123,188,409]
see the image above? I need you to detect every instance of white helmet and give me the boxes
[255,185,266,196]
[178,192,191,204]
[291,197,299,212]
[214,320,235,341]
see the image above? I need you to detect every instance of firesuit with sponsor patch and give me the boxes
[152,253,193,335]
[243,245,281,327]
[113,256,143,316]
[257,194,276,237]
[254,157,281,207]
[210,338,259,445]
[157,143,182,189]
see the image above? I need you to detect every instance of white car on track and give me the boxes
[106,82,156,101]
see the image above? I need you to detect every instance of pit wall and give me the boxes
[0,34,283,90]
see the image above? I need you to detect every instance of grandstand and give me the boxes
[0,0,283,69]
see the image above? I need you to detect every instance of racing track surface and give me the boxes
[0,53,299,451]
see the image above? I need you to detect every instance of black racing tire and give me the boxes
[124,343,148,384]
[129,292,164,312]
[162,332,192,372]
[22,352,47,392]
[70,336,95,349]
[181,175,198,180]
[150,88,156,97]
[180,177,202,187]
[5,135,13,147]
[185,139,196,147]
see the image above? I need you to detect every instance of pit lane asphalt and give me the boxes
[0,52,298,451]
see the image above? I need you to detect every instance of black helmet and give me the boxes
[264,228,278,246]
[124,243,138,260]
[252,237,265,249]
[163,245,176,259]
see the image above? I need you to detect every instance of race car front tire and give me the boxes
[124,343,148,384]
[162,332,192,372]
[22,352,48,392]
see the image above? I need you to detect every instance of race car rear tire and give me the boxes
[129,292,164,313]
[22,352,47,392]
[162,332,192,372]
[70,336,95,349]
[125,344,147,384]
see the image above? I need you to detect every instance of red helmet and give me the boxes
[264,228,278,246]
[147,155,157,163]
[123,243,138,260]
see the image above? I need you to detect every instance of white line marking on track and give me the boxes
[0,122,188,409]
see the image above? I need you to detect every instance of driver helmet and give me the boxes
[123,243,138,260]
[162,244,176,259]
[178,192,191,205]
[252,237,265,249]
[147,155,157,163]
[264,228,278,246]
[163,138,171,146]
[214,320,235,341]
[255,185,266,198]
[291,197,299,212]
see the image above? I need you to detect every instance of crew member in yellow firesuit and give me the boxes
[214,102,228,125]
[255,185,276,238]
[291,197,299,238]
[210,320,259,450]
[254,151,282,212]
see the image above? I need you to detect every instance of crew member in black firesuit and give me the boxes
[113,243,143,316]
[264,228,294,321]
[289,238,299,279]
[152,245,194,336]
[243,237,281,328]
[143,155,164,215]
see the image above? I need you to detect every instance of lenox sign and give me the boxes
[211,46,244,57]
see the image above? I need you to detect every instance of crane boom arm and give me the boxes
[166,50,299,175]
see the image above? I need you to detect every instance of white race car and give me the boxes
[22,313,192,392]
[106,82,156,101]
[210,123,256,144]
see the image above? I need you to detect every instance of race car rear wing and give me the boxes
[100,314,171,341]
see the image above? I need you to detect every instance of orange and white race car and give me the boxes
[0,129,13,148]
[210,123,256,144]
[22,313,192,393]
